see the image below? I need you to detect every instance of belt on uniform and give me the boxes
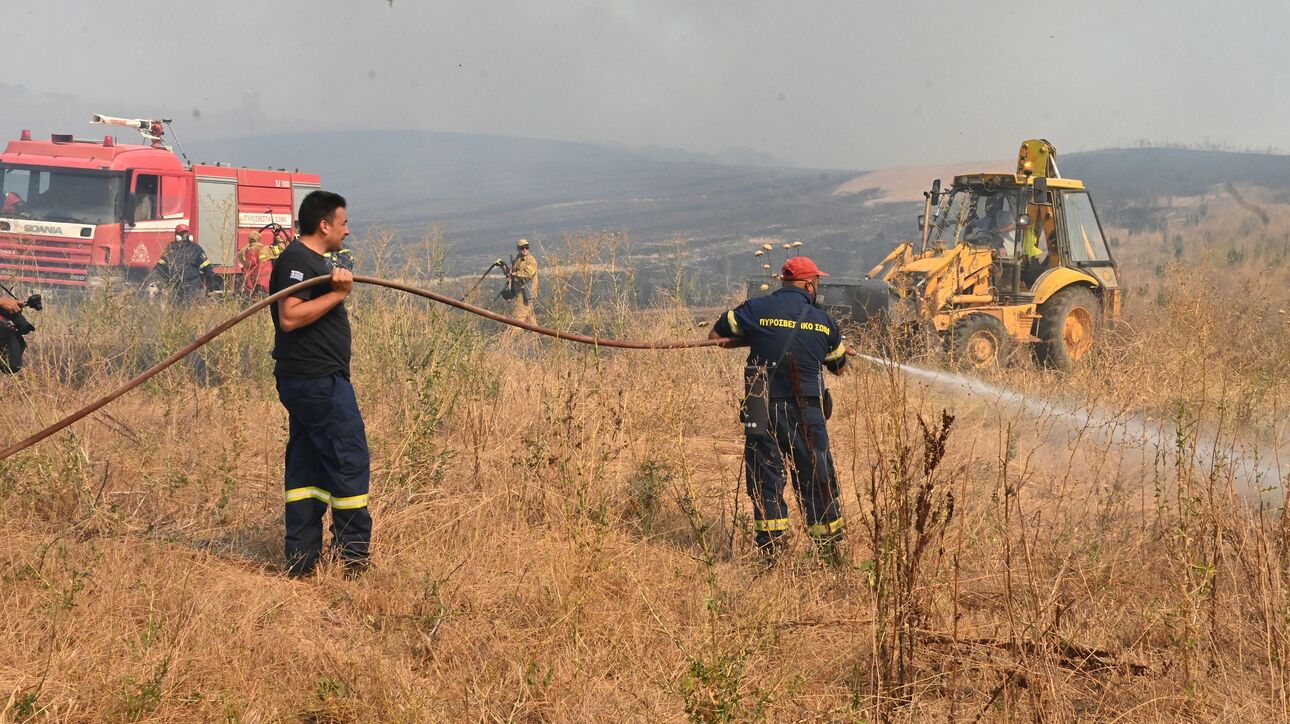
[769,396,822,407]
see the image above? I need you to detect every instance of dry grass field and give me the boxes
[1,187,1289,721]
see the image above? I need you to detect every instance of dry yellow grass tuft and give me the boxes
[1,216,1288,721]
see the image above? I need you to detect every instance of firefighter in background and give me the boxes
[708,256,849,565]
[155,224,217,303]
[505,238,539,323]
[239,231,267,296]
[266,230,290,261]
[326,247,355,271]
[1020,200,1057,287]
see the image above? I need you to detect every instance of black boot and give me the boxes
[813,535,849,569]
[756,531,789,567]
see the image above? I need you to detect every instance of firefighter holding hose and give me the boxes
[709,256,849,565]
[269,190,372,578]
[505,238,539,323]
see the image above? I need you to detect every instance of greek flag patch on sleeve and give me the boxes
[289,270,304,282]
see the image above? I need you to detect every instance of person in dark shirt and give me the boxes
[269,190,370,577]
[710,256,849,565]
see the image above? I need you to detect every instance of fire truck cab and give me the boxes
[0,117,319,289]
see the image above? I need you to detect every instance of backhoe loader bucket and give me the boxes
[745,277,892,326]
[817,278,892,325]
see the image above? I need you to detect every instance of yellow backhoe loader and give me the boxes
[818,140,1122,369]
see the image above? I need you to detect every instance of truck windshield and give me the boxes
[0,165,125,225]
[928,186,1023,251]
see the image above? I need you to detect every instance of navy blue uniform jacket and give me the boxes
[712,287,847,399]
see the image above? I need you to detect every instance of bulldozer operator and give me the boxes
[964,191,1052,286]
[964,193,1020,249]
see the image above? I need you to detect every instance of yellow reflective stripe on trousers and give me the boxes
[285,488,369,510]
[807,517,845,537]
[285,486,331,504]
[332,493,369,510]
[824,341,846,362]
[753,517,790,532]
[726,310,742,336]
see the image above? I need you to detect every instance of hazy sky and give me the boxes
[1,0,1286,169]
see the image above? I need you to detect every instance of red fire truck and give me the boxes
[0,114,320,290]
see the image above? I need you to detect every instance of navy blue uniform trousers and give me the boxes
[276,374,372,576]
[745,399,844,547]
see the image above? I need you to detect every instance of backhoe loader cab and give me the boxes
[817,140,1122,370]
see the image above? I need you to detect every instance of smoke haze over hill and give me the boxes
[4,2,1290,170]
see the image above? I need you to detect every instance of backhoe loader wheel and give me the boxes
[950,314,1009,370]
[1036,286,1100,370]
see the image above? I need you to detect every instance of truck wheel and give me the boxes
[1036,286,1100,370]
[950,314,1009,370]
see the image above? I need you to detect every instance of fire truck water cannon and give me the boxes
[90,113,170,148]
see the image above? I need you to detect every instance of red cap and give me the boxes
[174,223,190,234]
[781,256,829,281]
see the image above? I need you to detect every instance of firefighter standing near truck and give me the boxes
[506,239,539,323]
[709,256,849,565]
[155,224,216,303]
[239,231,267,296]
[270,190,371,578]
[266,230,290,261]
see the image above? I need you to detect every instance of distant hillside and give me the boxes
[190,133,1290,295]
[1060,148,1290,234]
[833,147,1290,207]
[1061,147,1290,199]
[191,130,903,287]
[834,146,1290,238]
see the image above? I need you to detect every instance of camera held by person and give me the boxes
[0,289,42,373]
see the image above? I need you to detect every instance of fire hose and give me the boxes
[0,274,732,461]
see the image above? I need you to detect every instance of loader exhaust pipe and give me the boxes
[920,178,941,253]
